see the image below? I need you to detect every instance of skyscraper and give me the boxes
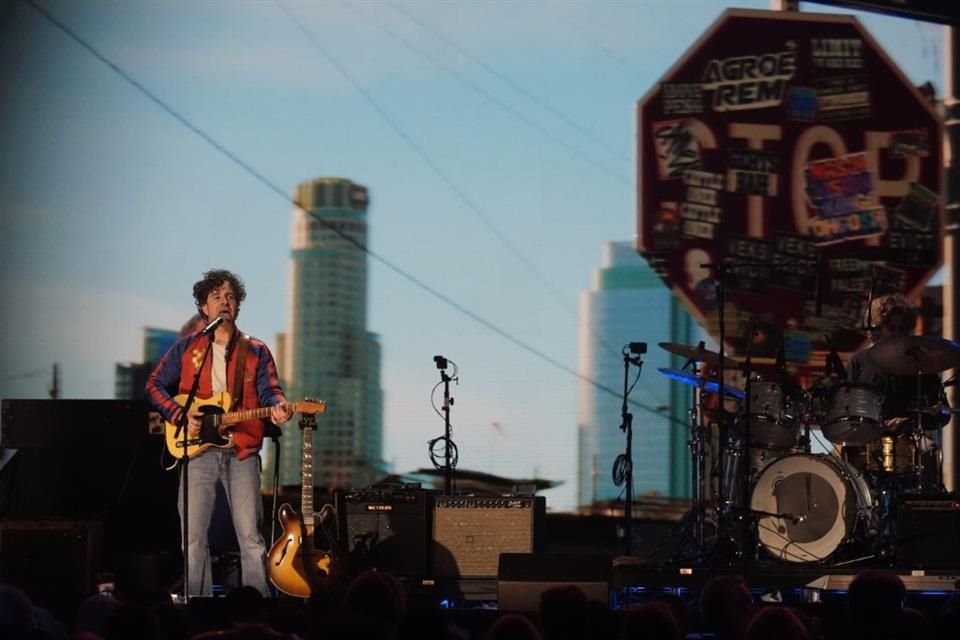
[274,177,384,490]
[576,241,697,508]
[115,327,179,400]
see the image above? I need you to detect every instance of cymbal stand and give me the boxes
[688,364,708,558]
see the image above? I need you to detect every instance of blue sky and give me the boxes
[0,1,946,511]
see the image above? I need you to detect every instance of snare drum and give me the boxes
[822,383,884,446]
[842,437,917,474]
[751,453,874,563]
[734,379,806,450]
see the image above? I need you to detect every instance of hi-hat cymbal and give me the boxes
[658,342,739,369]
[867,336,960,376]
[657,367,746,400]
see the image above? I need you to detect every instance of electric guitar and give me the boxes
[164,392,327,459]
[268,409,340,597]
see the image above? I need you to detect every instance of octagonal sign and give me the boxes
[636,9,942,374]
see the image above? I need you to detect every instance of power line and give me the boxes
[285,1,671,410]
[338,0,631,187]
[22,0,682,427]
[385,0,632,166]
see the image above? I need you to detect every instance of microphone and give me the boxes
[201,315,226,336]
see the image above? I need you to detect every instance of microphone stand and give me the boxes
[617,346,644,556]
[176,332,215,601]
[267,424,283,557]
[440,366,454,496]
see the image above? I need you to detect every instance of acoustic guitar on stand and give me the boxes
[268,406,342,597]
[164,392,327,459]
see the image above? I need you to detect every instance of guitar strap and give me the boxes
[230,333,251,412]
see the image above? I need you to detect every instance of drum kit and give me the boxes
[658,335,960,567]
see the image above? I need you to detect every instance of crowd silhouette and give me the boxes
[2,568,960,640]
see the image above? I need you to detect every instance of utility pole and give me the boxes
[48,363,59,400]
[943,26,958,492]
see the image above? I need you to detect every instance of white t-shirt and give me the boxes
[211,342,228,393]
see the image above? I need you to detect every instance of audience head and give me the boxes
[484,613,542,640]
[848,570,905,628]
[622,601,681,640]
[539,585,588,640]
[700,575,755,640]
[343,570,407,633]
[746,606,811,640]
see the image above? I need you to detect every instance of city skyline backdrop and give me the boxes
[0,1,947,511]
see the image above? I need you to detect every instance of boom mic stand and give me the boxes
[175,333,215,601]
[614,342,646,556]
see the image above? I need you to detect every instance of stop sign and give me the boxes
[636,9,942,373]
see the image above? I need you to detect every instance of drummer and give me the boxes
[849,293,950,434]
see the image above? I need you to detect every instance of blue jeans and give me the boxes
[179,448,268,596]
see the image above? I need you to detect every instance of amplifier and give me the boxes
[336,487,430,578]
[432,496,545,579]
[498,552,611,612]
[896,495,960,568]
[0,520,102,608]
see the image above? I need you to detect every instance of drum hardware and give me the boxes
[655,342,745,564]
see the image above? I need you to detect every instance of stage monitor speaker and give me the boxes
[432,496,545,579]
[0,520,102,609]
[336,487,430,578]
[896,495,960,568]
[497,552,612,612]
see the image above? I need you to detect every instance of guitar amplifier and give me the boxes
[896,495,960,568]
[432,496,545,579]
[0,520,103,608]
[336,487,430,578]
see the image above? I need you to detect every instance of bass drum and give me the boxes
[750,453,874,563]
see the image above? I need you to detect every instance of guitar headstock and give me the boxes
[296,398,326,430]
[297,398,327,415]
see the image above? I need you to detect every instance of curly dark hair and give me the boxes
[193,269,247,318]
[868,293,917,340]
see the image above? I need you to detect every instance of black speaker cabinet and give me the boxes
[432,496,545,579]
[0,520,103,608]
[497,552,612,612]
[896,495,960,568]
[336,488,430,578]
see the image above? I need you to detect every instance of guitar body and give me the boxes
[164,392,235,459]
[163,394,326,459]
[268,503,333,598]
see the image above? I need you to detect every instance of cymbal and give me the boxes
[866,336,960,376]
[658,342,739,369]
[658,368,746,400]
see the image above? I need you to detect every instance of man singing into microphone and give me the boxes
[146,269,293,596]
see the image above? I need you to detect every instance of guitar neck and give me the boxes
[219,405,277,427]
[301,422,314,521]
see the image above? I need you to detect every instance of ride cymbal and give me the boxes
[866,336,960,376]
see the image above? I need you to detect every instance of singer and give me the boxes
[145,269,293,596]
